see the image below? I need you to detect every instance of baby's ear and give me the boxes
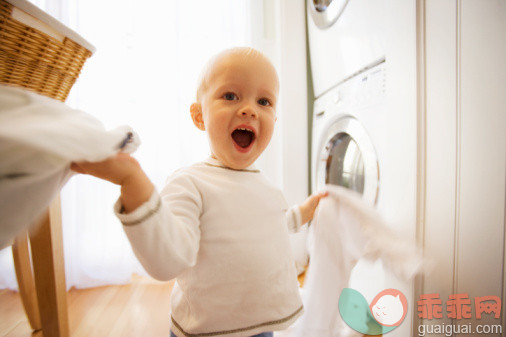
[190,103,205,131]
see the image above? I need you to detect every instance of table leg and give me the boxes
[29,195,69,337]
[12,231,42,330]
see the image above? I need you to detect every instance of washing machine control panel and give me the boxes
[314,63,386,118]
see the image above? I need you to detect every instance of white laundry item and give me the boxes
[294,185,423,337]
[0,84,140,249]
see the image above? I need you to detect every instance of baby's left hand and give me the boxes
[299,191,329,225]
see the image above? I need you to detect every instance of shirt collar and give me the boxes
[204,157,259,173]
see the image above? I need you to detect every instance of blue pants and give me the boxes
[170,332,273,337]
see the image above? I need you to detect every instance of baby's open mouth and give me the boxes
[231,128,256,149]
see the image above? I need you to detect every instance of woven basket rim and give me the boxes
[0,0,94,101]
[5,0,96,54]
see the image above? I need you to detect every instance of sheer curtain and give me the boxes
[0,0,274,289]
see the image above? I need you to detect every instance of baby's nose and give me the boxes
[239,106,258,118]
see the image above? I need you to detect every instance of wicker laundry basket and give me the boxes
[0,0,95,102]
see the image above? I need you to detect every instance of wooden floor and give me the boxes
[0,272,314,337]
[0,272,378,337]
[0,275,174,337]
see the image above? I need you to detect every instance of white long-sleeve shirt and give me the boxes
[114,157,303,337]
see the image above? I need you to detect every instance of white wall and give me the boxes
[252,0,309,205]
[383,0,419,335]
[278,0,309,205]
[419,0,506,334]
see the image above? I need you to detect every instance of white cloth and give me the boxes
[114,157,303,337]
[0,85,139,249]
[294,185,423,337]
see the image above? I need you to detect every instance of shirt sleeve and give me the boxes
[114,172,202,281]
[286,205,302,233]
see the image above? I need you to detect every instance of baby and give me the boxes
[72,47,326,337]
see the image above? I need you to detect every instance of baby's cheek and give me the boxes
[262,123,276,143]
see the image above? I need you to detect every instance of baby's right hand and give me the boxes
[72,153,154,213]
[71,152,142,186]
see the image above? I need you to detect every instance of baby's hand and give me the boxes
[71,153,154,213]
[298,191,329,225]
[71,152,141,185]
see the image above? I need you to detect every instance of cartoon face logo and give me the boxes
[370,289,408,327]
[339,288,408,335]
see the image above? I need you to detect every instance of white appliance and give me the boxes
[310,61,392,325]
[307,0,387,308]
[311,62,386,205]
[308,44,389,336]
[307,0,386,98]
[306,1,419,335]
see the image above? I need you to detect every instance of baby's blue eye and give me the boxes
[258,98,270,106]
[224,93,238,100]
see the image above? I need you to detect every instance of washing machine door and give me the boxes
[315,116,379,205]
[309,0,349,29]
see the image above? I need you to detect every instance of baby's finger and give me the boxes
[314,191,329,202]
[319,191,329,198]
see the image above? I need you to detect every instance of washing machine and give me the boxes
[307,0,386,97]
[307,2,418,335]
[311,61,386,204]
[310,61,389,307]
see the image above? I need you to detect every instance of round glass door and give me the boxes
[316,116,379,205]
[325,133,365,194]
[309,0,349,29]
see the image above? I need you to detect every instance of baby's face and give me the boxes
[193,53,278,170]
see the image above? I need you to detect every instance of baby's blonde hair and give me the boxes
[195,47,276,102]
